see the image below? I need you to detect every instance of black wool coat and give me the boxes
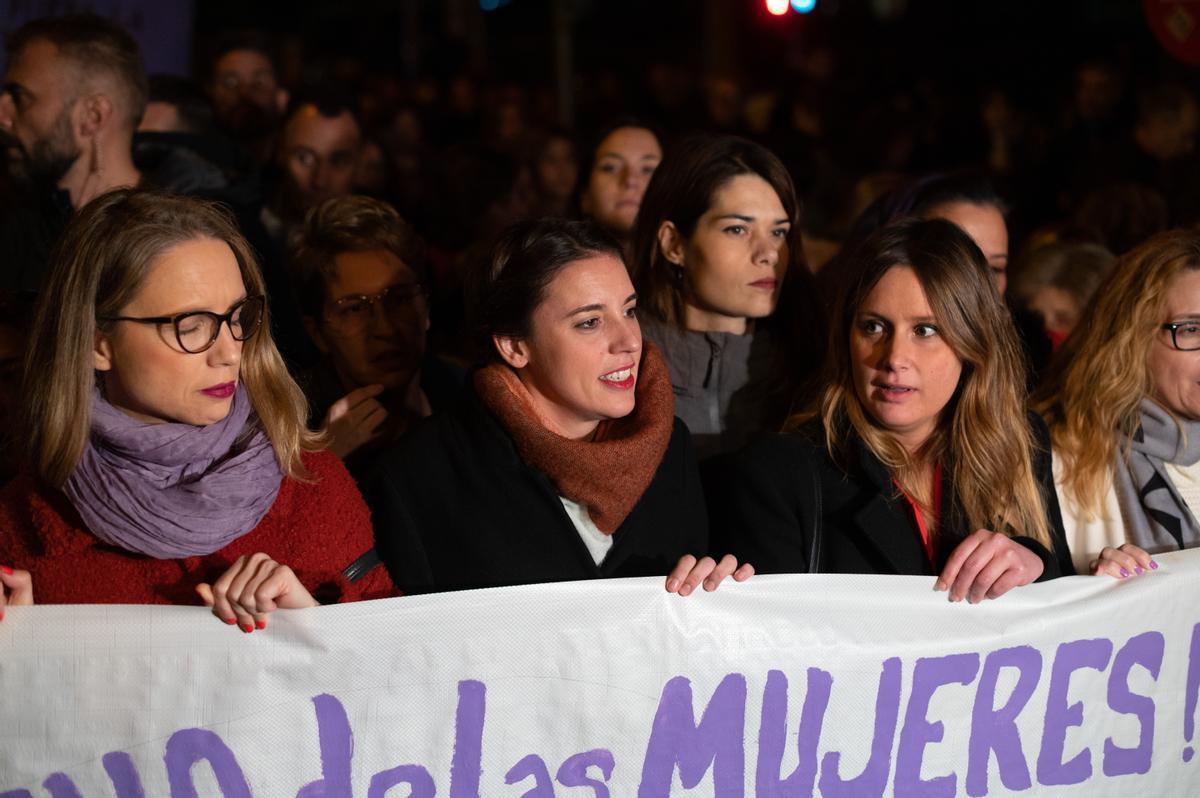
[705,415,1075,580]
[366,393,709,595]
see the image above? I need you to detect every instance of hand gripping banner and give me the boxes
[4,550,1200,797]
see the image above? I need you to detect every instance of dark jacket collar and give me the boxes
[845,432,967,575]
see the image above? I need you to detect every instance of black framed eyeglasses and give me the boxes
[324,283,426,334]
[1163,321,1200,352]
[101,295,266,354]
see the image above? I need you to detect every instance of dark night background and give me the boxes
[187,1,1161,94]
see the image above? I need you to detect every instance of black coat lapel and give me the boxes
[849,441,933,575]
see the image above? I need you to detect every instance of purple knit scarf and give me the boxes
[64,385,284,559]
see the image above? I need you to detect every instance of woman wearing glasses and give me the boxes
[0,190,391,627]
[1037,229,1200,578]
[289,196,461,484]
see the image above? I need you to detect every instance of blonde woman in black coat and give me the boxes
[710,219,1072,601]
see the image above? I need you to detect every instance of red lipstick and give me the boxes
[201,382,236,399]
[599,365,636,390]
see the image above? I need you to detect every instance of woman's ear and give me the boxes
[657,221,686,267]
[493,335,529,369]
[93,330,114,372]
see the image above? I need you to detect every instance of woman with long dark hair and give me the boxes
[630,134,820,458]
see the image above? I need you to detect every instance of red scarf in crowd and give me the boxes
[473,343,674,533]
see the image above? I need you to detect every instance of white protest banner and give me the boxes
[3,550,1200,797]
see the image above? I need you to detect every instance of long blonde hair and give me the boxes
[790,218,1053,547]
[1036,228,1200,516]
[24,189,321,487]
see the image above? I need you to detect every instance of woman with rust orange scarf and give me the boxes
[367,219,751,595]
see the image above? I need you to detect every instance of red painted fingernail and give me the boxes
[0,565,12,575]
[223,617,237,625]
[255,620,266,630]
[241,623,253,633]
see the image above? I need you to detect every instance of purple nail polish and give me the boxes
[1120,568,1130,578]
[1150,560,1159,570]
[1135,566,1144,575]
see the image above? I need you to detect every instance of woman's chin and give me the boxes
[603,396,638,421]
[184,401,235,427]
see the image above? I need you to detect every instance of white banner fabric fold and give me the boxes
[4,551,1200,797]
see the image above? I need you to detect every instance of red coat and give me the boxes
[0,450,393,605]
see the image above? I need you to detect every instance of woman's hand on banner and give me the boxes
[935,529,1043,603]
[0,565,33,620]
[665,554,754,596]
[1090,543,1157,580]
[196,553,319,633]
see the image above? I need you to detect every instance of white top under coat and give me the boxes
[1166,460,1200,522]
[559,496,612,566]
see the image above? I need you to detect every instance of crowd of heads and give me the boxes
[0,12,1197,538]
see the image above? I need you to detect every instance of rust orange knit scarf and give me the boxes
[474,343,675,533]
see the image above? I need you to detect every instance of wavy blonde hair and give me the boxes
[1035,228,1200,517]
[789,218,1052,547]
[23,189,322,488]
